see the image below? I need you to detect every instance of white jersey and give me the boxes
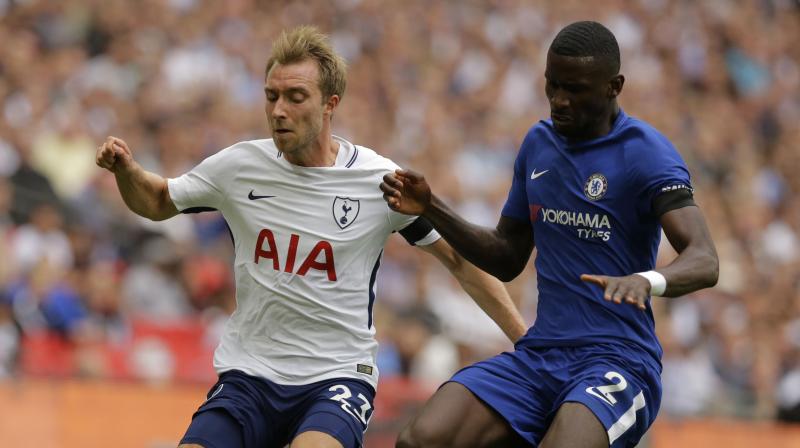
[167,136,439,389]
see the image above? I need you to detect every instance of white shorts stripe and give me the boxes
[606,390,646,445]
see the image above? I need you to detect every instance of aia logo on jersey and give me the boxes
[333,197,360,229]
[584,173,608,201]
[254,229,337,281]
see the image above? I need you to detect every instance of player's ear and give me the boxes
[324,94,340,116]
[608,74,624,99]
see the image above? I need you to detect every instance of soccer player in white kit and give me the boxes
[95,26,526,448]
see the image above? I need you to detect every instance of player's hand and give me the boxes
[95,136,134,174]
[580,273,651,311]
[380,169,432,216]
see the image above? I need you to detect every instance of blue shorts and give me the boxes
[180,370,375,448]
[450,343,662,447]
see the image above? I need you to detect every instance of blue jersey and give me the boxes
[503,109,691,363]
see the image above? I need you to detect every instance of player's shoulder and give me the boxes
[527,120,557,141]
[518,120,561,154]
[346,144,401,172]
[617,114,686,167]
[227,138,279,156]
[617,114,674,151]
[204,138,278,165]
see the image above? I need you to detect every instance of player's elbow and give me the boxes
[148,195,179,221]
[133,204,175,221]
[148,212,172,222]
[494,264,525,283]
[696,250,719,289]
[491,241,533,282]
[704,253,719,288]
[494,271,515,283]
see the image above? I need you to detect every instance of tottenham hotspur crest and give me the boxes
[333,197,360,229]
[584,173,608,201]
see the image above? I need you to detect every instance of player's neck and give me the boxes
[283,132,340,168]
[567,103,620,144]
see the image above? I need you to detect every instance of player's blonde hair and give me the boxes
[265,25,347,101]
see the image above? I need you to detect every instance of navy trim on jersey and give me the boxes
[367,251,381,329]
[345,147,359,168]
[179,207,236,247]
[224,221,235,248]
[399,217,434,245]
[180,206,218,214]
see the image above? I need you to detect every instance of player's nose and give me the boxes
[270,97,289,119]
[549,91,570,110]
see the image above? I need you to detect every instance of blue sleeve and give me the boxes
[627,133,692,216]
[501,133,532,221]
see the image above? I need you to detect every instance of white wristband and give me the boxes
[635,271,667,296]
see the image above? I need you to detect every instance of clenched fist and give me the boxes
[96,136,135,174]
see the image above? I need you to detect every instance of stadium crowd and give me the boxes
[0,0,799,424]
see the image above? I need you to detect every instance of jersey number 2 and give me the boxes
[585,371,628,406]
[329,384,372,425]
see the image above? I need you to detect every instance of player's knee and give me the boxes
[396,418,449,448]
[395,425,424,448]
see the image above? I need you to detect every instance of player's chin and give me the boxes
[552,120,576,136]
[273,134,294,151]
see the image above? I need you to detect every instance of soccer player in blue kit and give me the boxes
[382,21,719,447]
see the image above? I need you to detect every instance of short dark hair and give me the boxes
[549,21,620,75]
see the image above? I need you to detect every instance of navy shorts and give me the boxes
[450,343,662,447]
[180,370,375,448]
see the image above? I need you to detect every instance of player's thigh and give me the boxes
[180,407,245,448]
[290,430,343,448]
[557,355,660,447]
[539,402,607,448]
[397,382,526,448]
[291,378,375,448]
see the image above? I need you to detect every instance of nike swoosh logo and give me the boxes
[530,169,548,180]
[248,190,276,200]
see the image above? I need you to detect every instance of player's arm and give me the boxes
[381,169,534,281]
[418,238,527,342]
[651,205,719,295]
[581,204,719,309]
[95,136,179,221]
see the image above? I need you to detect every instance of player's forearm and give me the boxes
[657,244,719,297]
[114,165,178,221]
[451,261,527,342]
[423,195,526,281]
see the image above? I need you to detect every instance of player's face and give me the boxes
[544,52,616,140]
[264,59,333,154]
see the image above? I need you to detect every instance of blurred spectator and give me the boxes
[7,144,61,225]
[660,300,720,417]
[30,104,96,200]
[777,319,800,422]
[121,236,191,321]
[0,178,15,285]
[0,295,19,378]
[10,203,72,274]
[386,306,459,391]
[8,258,83,339]
[80,259,127,343]
[776,360,800,422]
